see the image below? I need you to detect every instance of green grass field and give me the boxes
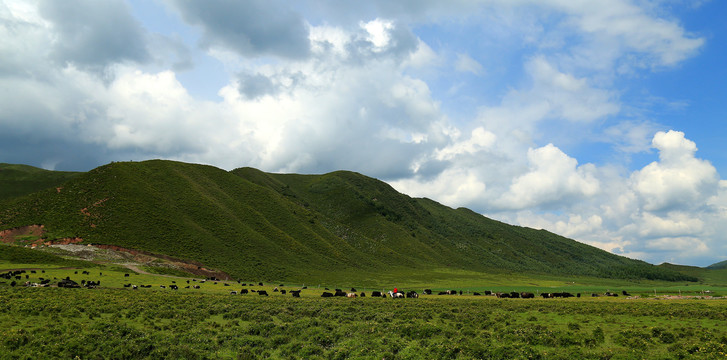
[3,256,727,359]
[1,285,726,359]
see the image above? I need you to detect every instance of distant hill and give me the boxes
[0,160,696,284]
[0,163,79,201]
[707,260,727,270]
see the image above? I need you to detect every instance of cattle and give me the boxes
[57,279,80,288]
[423,289,432,295]
[169,285,178,290]
[258,282,263,286]
[30,270,36,274]
[622,290,631,296]
[371,291,383,297]
[230,291,237,295]
[258,290,269,296]
[122,283,132,288]
[224,283,230,287]
[360,292,366,297]
[438,291,448,295]
[290,290,301,297]
[240,283,246,286]
[542,293,552,298]
[10,281,16,287]
[193,285,200,289]
[240,289,248,294]
[132,285,138,290]
[484,290,492,295]
[473,292,481,296]
[495,292,510,298]
[281,290,287,295]
[406,291,419,298]
[591,293,599,297]
[347,293,357,298]
[302,286,307,289]
[160,285,166,289]
[520,292,535,299]
[321,292,334,298]
[509,292,520,298]
[334,290,347,297]
[124,273,130,277]
[350,288,357,292]
[273,287,279,292]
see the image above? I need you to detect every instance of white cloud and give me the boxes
[455,53,484,75]
[495,144,600,209]
[631,130,719,212]
[361,18,394,50]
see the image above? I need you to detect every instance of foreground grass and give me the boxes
[2,286,726,359]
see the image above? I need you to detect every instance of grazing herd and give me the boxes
[1,270,638,300]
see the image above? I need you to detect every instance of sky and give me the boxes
[1,0,726,267]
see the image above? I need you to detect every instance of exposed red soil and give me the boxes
[1,224,230,280]
[0,225,45,244]
[44,238,84,245]
[92,244,231,280]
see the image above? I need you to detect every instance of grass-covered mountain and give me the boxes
[0,160,696,284]
[707,260,727,270]
[0,163,79,201]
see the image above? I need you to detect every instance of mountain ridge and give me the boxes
[0,160,696,284]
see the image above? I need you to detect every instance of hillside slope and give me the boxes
[0,160,695,284]
[0,163,79,201]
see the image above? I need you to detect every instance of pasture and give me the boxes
[2,263,727,359]
[2,287,727,359]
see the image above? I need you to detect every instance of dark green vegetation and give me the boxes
[0,160,696,284]
[2,287,726,359]
[707,259,727,270]
[0,163,79,201]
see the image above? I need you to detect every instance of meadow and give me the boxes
[2,262,727,359]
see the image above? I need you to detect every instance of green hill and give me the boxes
[707,259,727,270]
[0,163,79,201]
[0,160,696,284]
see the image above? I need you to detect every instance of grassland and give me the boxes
[2,285,726,359]
[3,246,727,359]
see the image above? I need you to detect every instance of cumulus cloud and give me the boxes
[38,0,150,71]
[169,0,311,59]
[631,130,719,212]
[495,144,599,210]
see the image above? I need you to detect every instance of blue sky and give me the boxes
[1,0,726,267]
